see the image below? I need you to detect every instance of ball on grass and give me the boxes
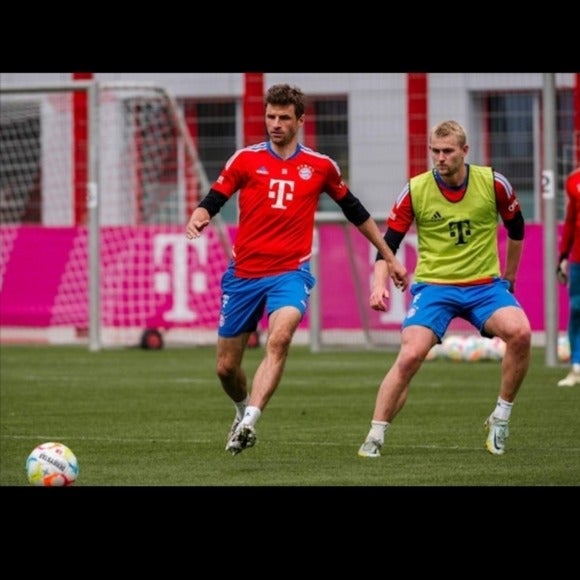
[442,334,465,361]
[462,335,485,362]
[26,442,79,486]
[558,335,570,362]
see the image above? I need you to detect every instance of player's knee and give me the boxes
[506,325,531,352]
[397,347,426,375]
[266,327,295,352]
[216,359,238,381]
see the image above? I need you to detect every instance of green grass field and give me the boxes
[1,343,579,487]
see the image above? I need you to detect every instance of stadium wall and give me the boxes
[1,72,576,218]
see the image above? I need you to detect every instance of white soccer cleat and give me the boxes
[484,415,509,455]
[225,424,257,456]
[557,371,580,387]
[357,438,382,458]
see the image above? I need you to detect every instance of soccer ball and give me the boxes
[26,442,79,486]
[462,335,485,362]
[425,343,443,361]
[558,335,571,362]
[483,336,506,361]
[442,334,465,361]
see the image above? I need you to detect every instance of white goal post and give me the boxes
[0,81,232,351]
[0,81,501,354]
[310,212,408,352]
[2,81,394,353]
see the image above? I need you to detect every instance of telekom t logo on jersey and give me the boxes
[449,220,471,245]
[268,179,294,209]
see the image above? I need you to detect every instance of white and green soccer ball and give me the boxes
[26,442,79,486]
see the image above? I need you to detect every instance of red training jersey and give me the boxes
[211,141,349,278]
[559,167,580,264]
[385,166,522,234]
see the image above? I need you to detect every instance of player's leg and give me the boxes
[216,267,267,453]
[219,330,260,456]
[474,279,532,454]
[373,325,438,422]
[358,283,453,458]
[358,325,437,458]
[228,267,315,455]
[484,306,531,403]
[216,334,250,440]
[215,269,264,402]
[482,306,530,455]
[216,335,249,403]
[558,263,580,386]
[247,306,303,411]
[244,266,315,413]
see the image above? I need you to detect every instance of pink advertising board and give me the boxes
[0,224,569,333]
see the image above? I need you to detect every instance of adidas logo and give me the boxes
[430,211,444,221]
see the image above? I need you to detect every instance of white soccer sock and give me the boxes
[368,420,389,443]
[492,397,513,421]
[240,405,261,427]
[572,363,580,374]
[234,395,249,420]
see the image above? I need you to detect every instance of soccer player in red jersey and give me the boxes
[556,166,580,387]
[358,120,532,458]
[186,84,408,455]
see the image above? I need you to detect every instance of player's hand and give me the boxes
[388,259,409,292]
[501,275,516,293]
[556,259,568,285]
[369,286,389,311]
[186,216,210,240]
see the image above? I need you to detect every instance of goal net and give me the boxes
[0,81,231,349]
[308,212,412,351]
[309,213,485,351]
[1,81,484,352]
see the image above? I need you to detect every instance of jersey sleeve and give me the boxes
[559,168,580,259]
[321,156,349,201]
[566,167,580,199]
[494,171,522,221]
[386,182,414,234]
[211,149,248,199]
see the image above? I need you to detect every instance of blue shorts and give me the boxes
[569,262,580,310]
[403,278,523,341]
[217,262,316,337]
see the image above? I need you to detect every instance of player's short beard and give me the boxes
[270,127,296,147]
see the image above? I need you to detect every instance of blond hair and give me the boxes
[430,120,467,148]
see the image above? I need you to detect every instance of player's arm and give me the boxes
[369,256,391,311]
[368,228,407,310]
[374,228,406,259]
[373,182,413,262]
[337,190,409,291]
[556,174,579,283]
[186,149,243,240]
[186,189,228,240]
[503,220,524,293]
[370,184,412,295]
[559,198,575,261]
[496,172,524,293]
[368,183,413,309]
